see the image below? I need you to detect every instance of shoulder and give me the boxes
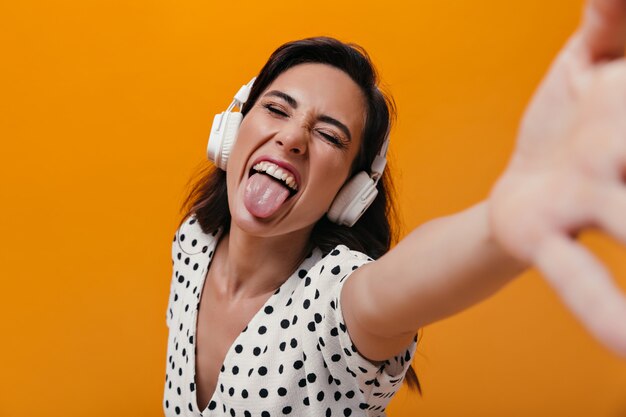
[314,245,374,279]
[171,214,221,261]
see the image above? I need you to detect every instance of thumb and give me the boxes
[533,234,626,358]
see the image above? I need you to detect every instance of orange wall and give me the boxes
[2,0,626,416]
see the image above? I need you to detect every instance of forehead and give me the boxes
[263,63,367,136]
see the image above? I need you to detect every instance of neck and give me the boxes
[209,223,313,301]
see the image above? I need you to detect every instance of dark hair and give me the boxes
[180,36,420,394]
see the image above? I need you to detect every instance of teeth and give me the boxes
[252,161,298,191]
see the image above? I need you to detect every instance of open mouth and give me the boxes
[249,161,299,197]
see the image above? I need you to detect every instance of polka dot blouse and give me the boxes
[163,215,417,417]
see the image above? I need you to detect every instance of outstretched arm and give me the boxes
[342,202,526,361]
[342,0,626,362]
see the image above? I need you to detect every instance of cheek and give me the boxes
[227,117,266,174]
[310,151,354,200]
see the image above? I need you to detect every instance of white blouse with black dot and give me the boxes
[163,215,417,417]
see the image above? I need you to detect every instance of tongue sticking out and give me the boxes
[244,173,291,218]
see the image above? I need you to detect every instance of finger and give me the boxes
[593,184,626,241]
[579,0,626,61]
[533,234,626,357]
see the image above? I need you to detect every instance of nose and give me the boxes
[274,123,308,155]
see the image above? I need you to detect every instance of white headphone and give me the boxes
[207,78,390,227]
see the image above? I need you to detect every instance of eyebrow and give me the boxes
[263,90,353,141]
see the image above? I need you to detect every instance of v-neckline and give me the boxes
[190,235,308,415]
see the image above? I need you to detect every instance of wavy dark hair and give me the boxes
[180,36,420,393]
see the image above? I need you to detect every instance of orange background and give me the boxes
[2,0,626,416]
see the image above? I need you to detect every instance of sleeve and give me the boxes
[317,249,418,410]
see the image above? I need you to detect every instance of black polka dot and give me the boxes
[332,265,341,275]
[259,388,268,398]
[278,387,287,396]
[264,306,274,314]
[282,406,292,414]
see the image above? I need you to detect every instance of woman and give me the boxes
[164,0,626,415]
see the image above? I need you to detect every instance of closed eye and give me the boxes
[263,103,289,117]
[317,130,346,149]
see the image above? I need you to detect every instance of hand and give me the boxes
[489,0,626,357]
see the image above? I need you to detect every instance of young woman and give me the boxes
[164,1,626,415]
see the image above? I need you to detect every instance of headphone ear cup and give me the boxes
[207,112,243,170]
[327,171,379,227]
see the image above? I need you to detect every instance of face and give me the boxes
[226,63,367,239]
